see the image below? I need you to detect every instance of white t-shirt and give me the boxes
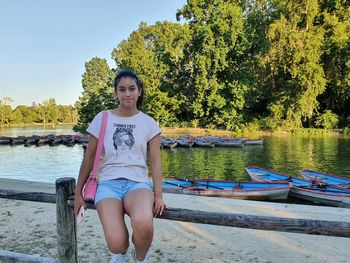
[86,110,161,183]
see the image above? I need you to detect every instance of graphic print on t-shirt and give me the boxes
[112,123,136,159]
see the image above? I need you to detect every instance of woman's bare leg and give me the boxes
[96,199,129,254]
[124,189,154,261]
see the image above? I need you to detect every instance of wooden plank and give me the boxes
[156,207,350,238]
[69,199,350,238]
[55,178,77,263]
[0,249,57,263]
[0,189,56,203]
[1,182,350,238]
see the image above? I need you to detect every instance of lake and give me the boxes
[0,126,349,184]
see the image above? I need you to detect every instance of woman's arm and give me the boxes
[148,134,166,216]
[73,135,98,215]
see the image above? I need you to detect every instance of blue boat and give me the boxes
[215,139,244,147]
[194,140,215,148]
[245,166,350,208]
[160,137,177,149]
[300,169,350,189]
[150,178,291,201]
[176,139,195,148]
[243,138,264,145]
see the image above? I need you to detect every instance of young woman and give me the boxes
[74,70,166,263]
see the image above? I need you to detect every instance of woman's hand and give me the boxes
[153,196,166,217]
[74,192,86,216]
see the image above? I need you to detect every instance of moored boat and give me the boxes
[215,139,244,147]
[194,140,215,148]
[50,136,63,145]
[0,136,11,145]
[24,136,38,146]
[176,139,195,148]
[300,169,350,189]
[161,138,178,149]
[75,135,89,144]
[37,136,53,145]
[10,137,26,145]
[151,178,291,201]
[62,135,76,146]
[243,139,264,145]
[245,166,350,207]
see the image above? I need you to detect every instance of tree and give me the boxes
[73,0,349,131]
[12,107,24,123]
[315,110,339,129]
[35,98,57,124]
[13,105,37,124]
[112,21,188,125]
[176,0,249,130]
[0,97,14,124]
[261,0,326,130]
[57,105,78,123]
[318,1,350,126]
[74,57,115,132]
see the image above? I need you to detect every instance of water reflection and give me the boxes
[0,144,83,183]
[161,135,350,181]
[0,125,77,137]
[1,127,350,183]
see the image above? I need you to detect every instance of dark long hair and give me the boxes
[114,70,144,110]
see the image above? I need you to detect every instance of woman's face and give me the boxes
[115,77,141,110]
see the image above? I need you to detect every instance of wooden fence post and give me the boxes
[55,177,77,263]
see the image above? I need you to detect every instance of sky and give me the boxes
[0,0,186,107]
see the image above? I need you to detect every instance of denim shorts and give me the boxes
[94,178,152,205]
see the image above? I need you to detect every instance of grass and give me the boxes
[0,122,76,128]
[162,127,239,138]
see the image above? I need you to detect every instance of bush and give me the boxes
[73,123,88,134]
[191,119,199,128]
[315,110,339,129]
[342,127,350,134]
[245,119,261,132]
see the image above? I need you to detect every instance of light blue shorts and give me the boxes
[94,178,152,205]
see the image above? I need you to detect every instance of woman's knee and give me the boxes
[132,214,153,236]
[106,236,129,254]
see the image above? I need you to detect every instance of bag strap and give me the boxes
[91,111,108,179]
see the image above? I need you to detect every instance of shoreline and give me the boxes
[0,123,76,128]
[1,124,345,137]
[1,179,350,262]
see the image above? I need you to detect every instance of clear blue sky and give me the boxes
[0,0,186,107]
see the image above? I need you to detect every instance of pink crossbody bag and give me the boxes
[82,111,108,202]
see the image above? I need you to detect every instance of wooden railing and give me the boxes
[1,177,350,262]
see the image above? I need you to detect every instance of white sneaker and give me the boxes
[109,252,127,263]
[131,247,149,263]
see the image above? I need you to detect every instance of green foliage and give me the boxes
[70,0,350,132]
[13,105,36,123]
[290,128,334,135]
[244,118,261,133]
[0,97,14,125]
[74,57,115,133]
[112,21,188,125]
[0,96,77,126]
[261,0,327,129]
[342,127,350,134]
[315,110,339,129]
[80,57,114,104]
[318,2,350,119]
[176,0,249,129]
[191,119,199,128]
